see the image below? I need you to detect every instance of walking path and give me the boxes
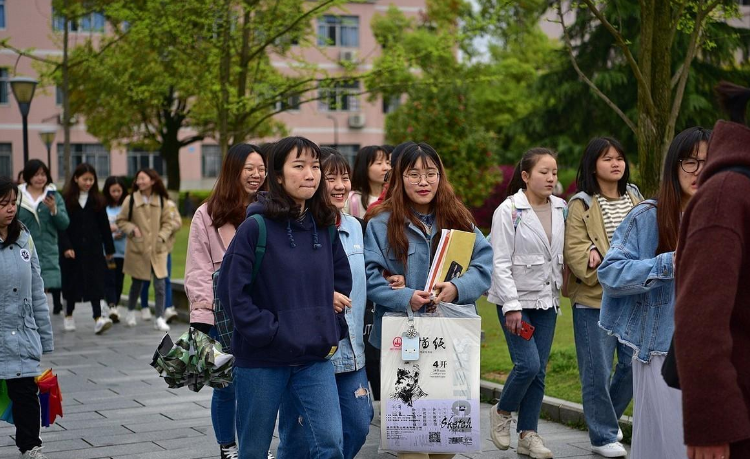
[0,307,623,458]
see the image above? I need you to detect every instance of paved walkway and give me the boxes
[0,307,624,458]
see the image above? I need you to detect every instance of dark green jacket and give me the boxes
[18,184,69,289]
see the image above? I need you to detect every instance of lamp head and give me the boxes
[10,77,38,116]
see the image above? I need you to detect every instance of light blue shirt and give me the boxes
[330,213,367,373]
[106,205,126,258]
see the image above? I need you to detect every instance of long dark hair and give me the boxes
[368,143,475,270]
[103,176,128,207]
[576,137,630,196]
[352,145,389,208]
[0,177,22,248]
[654,126,711,254]
[206,143,264,229]
[63,163,104,212]
[133,168,169,200]
[715,81,750,124]
[22,159,53,186]
[321,148,351,178]
[507,148,557,195]
[264,136,336,226]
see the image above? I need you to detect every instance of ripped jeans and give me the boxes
[277,367,373,459]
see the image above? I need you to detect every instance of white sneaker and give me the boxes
[20,445,48,458]
[617,427,623,442]
[141,307,152,321]
[518,432,553,459]
[94,317,113,335]
[164,307,179,324]
[489,404,514,450]
[108,304,121,323]
[125,310,137,327]
[154,317,170,332]
[592,442,627,458]
[63,316,76,331]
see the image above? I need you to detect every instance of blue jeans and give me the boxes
[141,254,173,309]
[234,363,344,459]
[209,328,236,446]
[496,306,557,432]
[572,306,633,446]
[277,367,373,459]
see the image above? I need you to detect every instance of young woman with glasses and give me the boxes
[364,142,492,459]
[563,137,643,457]
[487,148,567,459]
[598,126,711,458]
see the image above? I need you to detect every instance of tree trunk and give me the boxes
[161,134,181,193]
[218,0,232,157]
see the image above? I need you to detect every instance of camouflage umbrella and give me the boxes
[150,327,234,392]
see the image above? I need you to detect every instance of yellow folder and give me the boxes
[425,229,476,294]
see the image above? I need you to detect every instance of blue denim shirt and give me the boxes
[364,211,493,349]
[597,201,676,363]
[331,214,366,373]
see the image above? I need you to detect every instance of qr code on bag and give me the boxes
[429,432,441,443]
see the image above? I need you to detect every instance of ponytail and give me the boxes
[506,147,557,196]
[715,81,750,125]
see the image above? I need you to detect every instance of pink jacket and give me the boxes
[184,203,236,325]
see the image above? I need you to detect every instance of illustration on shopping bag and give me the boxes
[391,364,428,407]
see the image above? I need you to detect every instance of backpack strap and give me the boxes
[249,214,267,282]
[328,225,336,244]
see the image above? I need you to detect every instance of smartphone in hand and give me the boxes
[519,320,535,341]
[46,190,55,199]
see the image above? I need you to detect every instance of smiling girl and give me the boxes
[60,163,116,335]
[488,148,567,459]
[347,145,391,218]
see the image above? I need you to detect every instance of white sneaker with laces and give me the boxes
[489,404,514,450]
[164,307,179,324]
[108,304,121,323]
[94,317,113,335]
[21,445,48,458]
[592,442,627,458]
[617,427,623,442]
[63,316,76,331]
[219,443,239,459]
[154,317,170,332]
[141,307,152,321]
[125,310,137,327]
[518,432,553,459]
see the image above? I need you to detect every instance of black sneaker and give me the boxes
[220,443,239,459]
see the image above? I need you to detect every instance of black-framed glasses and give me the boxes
[244,166,267,177]
[404,171,440,185]
[680,158,706,174]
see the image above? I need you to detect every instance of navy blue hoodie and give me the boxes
[217,195,352,368]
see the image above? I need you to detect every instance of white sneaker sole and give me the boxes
[95,321,113,335]
[517,445,554,458]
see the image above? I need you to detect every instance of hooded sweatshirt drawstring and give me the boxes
[286,217,322,250]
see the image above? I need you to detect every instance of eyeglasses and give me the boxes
[404,171,440,185]
[679,158,706,174]
[244,166,267,177]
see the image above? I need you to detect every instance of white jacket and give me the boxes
[487,189,566,315]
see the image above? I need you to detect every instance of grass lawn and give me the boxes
[133,217,632,416]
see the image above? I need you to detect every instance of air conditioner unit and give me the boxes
[348,113,365,129]
[339,49,357,64]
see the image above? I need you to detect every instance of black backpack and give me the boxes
[662,165,750,389]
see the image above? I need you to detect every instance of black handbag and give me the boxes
[661,337,680,389]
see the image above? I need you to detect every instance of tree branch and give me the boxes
[556,2,636,134]
[578,0,656,116]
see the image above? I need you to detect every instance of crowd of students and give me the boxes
[0,82,748,459]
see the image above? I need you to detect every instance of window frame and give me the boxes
[317,15,359,47]
[0,143,12,178]
[0,0,6,30]
[57,143,111,181]
[0,68,8,105]
[127,149,165,177]
[318,81,360,112]
[201,144,222,178]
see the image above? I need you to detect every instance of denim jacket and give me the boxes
[364,211,493,349]
[331,214,366,373]
[597,201,675,363]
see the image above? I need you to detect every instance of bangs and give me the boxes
[370,148,388,165]
[323,155,351,177]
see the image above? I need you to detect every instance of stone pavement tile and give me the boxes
[83,426,204,447]
[56,413,170,432]
[39,425,134,443]
[125,418,212,435]
[96,402,210,420]
[62,397,146,414]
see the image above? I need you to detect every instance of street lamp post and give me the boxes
[10,77,38,166]
[325,114,339,148]
[39,128,57,176]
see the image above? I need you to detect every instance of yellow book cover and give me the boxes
[425,229,475,293]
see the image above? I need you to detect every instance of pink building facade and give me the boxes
[0,0,425,189]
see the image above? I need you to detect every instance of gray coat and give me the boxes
[0,227,54,380]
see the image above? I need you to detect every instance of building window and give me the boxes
[275,94,301,112]
[322,144,359,166]
[202,145,222,178]
[56,86,64,106]
[57,143,110,180]
[0,0,6,29]
[0,68,8,105]
[383,95,401,114]
[318,81,360,112]
[317,16,359,47]
[0,143,11,178]
[127,149,164,177]
[53,10,106,32]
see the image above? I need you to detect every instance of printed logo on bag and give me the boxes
[392,336,402,349]
[20,249,30,262]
